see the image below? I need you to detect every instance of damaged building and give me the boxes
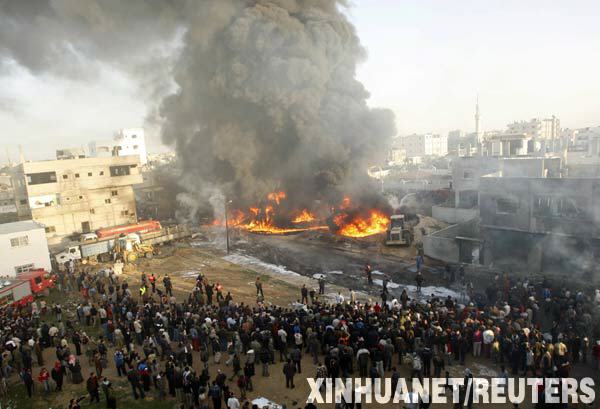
[424,156,599,277]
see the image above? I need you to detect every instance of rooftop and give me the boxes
[0,220,46,235]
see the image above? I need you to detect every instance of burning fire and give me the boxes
[333,209,390,238]
[211,192,389,237]
[292,209,316,223]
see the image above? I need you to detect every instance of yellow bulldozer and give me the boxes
[114,236,155,263]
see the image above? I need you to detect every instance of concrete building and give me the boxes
[479,176,600,275]
[482,133,536,157]
[89,127,148,165]
[56,148,86,160]
[0,172,18,223]
[0,220,51,277]
[507,116,560,140]
[9,156,142,242]
[396,133,448,158]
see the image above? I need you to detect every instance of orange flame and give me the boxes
[292,209,316,223]
[334,209,390,238]
[267,191,286,205]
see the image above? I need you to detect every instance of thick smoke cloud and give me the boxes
[162,0,395,210]
[0,0,395,214]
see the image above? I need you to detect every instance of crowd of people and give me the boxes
[0,261,599,409]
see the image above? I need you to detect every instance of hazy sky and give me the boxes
[1,0,599,161]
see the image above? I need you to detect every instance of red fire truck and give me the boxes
[0,269,55,308]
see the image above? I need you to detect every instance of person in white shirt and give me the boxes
[227,394,240,409]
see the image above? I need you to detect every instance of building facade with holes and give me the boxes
[7,156,142,243]
[0,220,51,277]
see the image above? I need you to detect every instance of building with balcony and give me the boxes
[8,156,142,242]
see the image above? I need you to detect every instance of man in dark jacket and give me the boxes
[86,373,100,403]
[127,367,145,399]
[283,359,296,388]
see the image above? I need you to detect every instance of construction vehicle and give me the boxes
[54,223,190,268]
[385,214,413,246]
[114,235,155,263]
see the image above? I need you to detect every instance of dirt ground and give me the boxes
[3,243,598,409]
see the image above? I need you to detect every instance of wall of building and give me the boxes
[0,223,51,277]
[432,205,478,224]
[480,177,600,238]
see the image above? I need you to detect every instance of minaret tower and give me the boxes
[475,95,481,141]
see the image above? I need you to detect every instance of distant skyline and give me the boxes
[1,0,600,161]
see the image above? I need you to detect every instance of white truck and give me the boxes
[54,224,190,267]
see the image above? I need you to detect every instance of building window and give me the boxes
[132,135,137,138]
[45,226,56,233]
[496,198,519,214]
[463,170,474,179]
[133,145,139,149]
[26,171,57,185]
[121,210,129,216]
[79,195,83,199]
[111,190,118,196]
[88,172,92,177]
[105,199,111,204]
[15,263,34,274]
[90,208,95,214]
[99,171,104,176]
[10,235,29,247]
[62,174,68,179]
[19,199,27,205]
[75,173,80,178]
[109,165,131,177]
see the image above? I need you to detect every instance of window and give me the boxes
[534,195,587,219]
[10,236,29,247]
[90,208,95,214]
[78,195,83,199]
[19,199,27,205]
[121,210,129,216]
[62,174,68,179]
[133,145,139,149]
[496,198,519,214]
[99,171,104,176]
[111,190,118,196]
[88,172,92,177]
[26,171,57,185]
[463,170,474,179]
[105,199,111,204]
[15,263,34,274]
[34,276,42,285]
[109,165,131,177]
[75,173,80,178]
[45,226,56,233]
[131,134,137,139]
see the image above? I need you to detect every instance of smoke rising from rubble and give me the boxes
[0,0,395,217]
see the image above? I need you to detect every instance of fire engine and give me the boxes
[0,269,55,308]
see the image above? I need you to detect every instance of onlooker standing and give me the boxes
[283,359,296,388]
[86,372,100,403]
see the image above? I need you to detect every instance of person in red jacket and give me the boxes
[38,367,50,395]
[593,340,600,371]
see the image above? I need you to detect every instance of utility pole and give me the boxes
[224,199,232,254]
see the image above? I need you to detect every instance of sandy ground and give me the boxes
[3,243,598,409]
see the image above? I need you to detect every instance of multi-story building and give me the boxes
[482,133,536,157]
[8,156,142,242]
[507,116,560,140]
[479,176,600,275]
[89,127,148,165]
[396,133,448,158]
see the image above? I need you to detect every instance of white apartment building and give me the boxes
[89,128,148,165]
[396,133,448,158]
[0,220,52,277]
[507,116,560,140]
